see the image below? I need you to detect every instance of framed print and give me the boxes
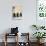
[12,5,23,20]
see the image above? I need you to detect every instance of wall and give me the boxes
[0,0,36,42]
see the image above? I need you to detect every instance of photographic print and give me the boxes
[12,5,23,20]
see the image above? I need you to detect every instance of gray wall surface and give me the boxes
[0,0,37,42]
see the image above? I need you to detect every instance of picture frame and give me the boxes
[12,5,23,20]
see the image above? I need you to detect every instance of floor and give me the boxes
[0,42,46,46]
